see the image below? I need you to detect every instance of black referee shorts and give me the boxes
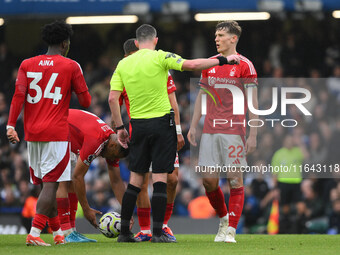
[129,113,177,174]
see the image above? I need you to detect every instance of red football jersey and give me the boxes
[68,109,119,167]
[12,55,88,141]
[201,54,257,135]
[119,72,176,119]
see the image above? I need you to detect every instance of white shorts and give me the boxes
[198,133,247,168]
[70,152,78,171]
[27,141,71,185]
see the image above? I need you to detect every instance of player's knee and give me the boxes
[138,185,149,197]
[202,179,218,192]
[167,174,178,190]
[229,178,243,189]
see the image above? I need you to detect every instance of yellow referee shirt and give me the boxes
[110,49,185,119]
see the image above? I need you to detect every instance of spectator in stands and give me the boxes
[297,179,324,233]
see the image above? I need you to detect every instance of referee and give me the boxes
[109,24,240,243]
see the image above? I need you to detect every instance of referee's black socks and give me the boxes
[152,181,167,237]
[121,184,141,235]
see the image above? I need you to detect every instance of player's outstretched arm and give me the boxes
[72,157,102,228]
[182,54,241,71]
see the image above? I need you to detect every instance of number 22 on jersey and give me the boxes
[27,72,62,105]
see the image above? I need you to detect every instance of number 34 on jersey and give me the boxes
[27,72,62,105]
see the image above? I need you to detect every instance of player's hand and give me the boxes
[117,128,129,149]
[187,128,197,147]
[245,135,256,155]
[177,134,185,151]
[7,128,20,144]
[84,207,102,228]
[226,54,241,65]
[129,217,134,230]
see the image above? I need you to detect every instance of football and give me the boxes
[98,211,121,238]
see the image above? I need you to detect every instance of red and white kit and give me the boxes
[8,55,89,184]
[68,109,119,168]
[198,54,257,168]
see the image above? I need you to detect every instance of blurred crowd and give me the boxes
[1,15,340,234]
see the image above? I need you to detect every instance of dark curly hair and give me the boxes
[42,20,73,46]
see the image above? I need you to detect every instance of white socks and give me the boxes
[63,228,73,236]
[29,227,41,237]
[53,228,64,237]
[221,214,229,223]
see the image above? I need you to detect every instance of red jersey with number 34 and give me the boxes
[15,55,88,141]
[201,54,257,135]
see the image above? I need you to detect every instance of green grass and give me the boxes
[1,234,339,255]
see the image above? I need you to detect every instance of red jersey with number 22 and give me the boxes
[15,55,88,141]
[201,54,257,136]
[68,109,119,167]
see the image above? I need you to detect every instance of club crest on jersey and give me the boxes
[208,76,216,86]
[38,60,54,66]
[230,66,236,77]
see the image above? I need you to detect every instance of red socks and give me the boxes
[32,214,48,230]
[137,204,174,229]
[228,187,244,229]
[164,203,174,225]
[205,187,228,218]
[48,216,61,232]
[68,193,78,229]
[137,208,151,231]
[57,198,72,231]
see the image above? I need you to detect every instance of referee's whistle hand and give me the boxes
[187,128,197,147]
[117,129,129,149]
[177,134,185,151]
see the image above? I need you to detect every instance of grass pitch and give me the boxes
[1,234,339,255]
